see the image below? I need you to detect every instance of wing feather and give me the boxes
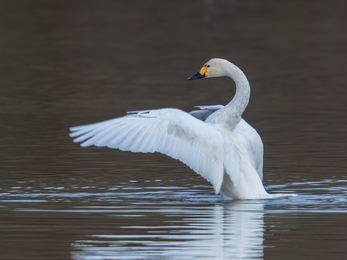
[70,108,225,193]
[230,119,264,181]
[189,105,224,121]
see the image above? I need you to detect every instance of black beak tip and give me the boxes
[187,72,205,81]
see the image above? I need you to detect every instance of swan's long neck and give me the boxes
[225,63,250,120]
[207,63,250,130]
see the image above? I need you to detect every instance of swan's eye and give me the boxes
[207,65,210,67]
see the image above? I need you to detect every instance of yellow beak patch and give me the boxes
[199,66,207,76]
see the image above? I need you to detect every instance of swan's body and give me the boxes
[70,58,297,200]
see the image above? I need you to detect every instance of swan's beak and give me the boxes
[188,66,207,80]
[188,71,205,80]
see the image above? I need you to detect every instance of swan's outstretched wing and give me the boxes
[189,105,224,121]
[70,108,225,193]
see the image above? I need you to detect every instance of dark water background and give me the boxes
[1,0,347,259]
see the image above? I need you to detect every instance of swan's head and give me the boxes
[188,58,231,80]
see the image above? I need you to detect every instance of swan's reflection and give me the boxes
[71,201,264,260]
[187,201,264,259]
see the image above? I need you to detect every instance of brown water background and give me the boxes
[1,1,347,259]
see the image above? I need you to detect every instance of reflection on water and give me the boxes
[71,202,264,260]
[1,178,346,259]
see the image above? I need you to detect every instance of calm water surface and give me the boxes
[1,1,347,259]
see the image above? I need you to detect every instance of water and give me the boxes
[1,0,347,259]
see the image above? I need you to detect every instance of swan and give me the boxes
[69,58,297,200]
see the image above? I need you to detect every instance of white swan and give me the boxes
[70,58,297,200]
